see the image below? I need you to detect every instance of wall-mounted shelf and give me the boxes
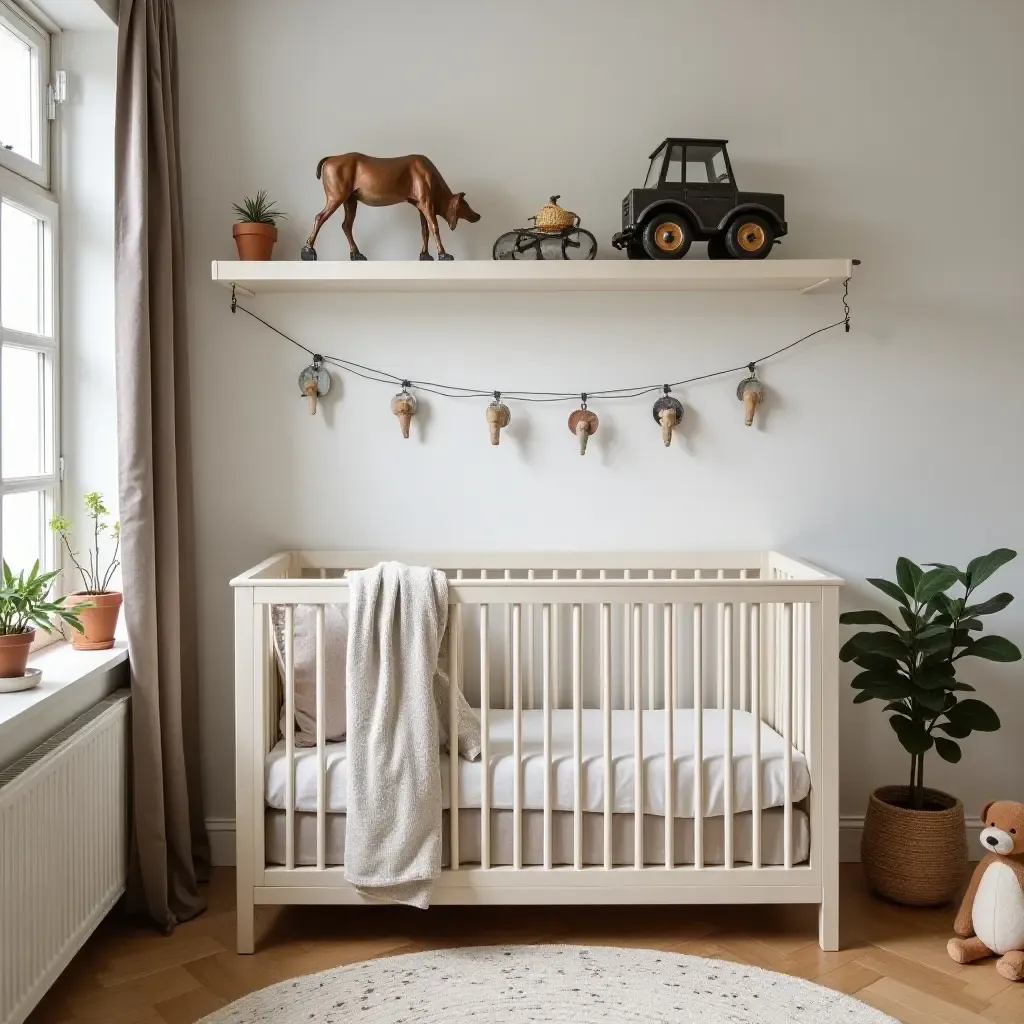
[212,258,855,297]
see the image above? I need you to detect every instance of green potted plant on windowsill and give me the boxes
[232,189,286,261]
[49,492,122,651]
[842,549,1020,907]
[0,560,86,689]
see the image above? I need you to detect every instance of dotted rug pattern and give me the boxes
[199,945,897,1023]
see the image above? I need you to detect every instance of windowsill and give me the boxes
[0,640,128,771]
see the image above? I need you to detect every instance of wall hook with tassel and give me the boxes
[652,388,684,447]
[486,392,511,445]
[568,395,599,455]
[391,382,418,438]
[737,364,764,426]
[298,355,331,415]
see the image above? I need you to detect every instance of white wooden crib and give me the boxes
[232,552,842,953]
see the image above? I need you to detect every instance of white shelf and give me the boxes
[212,258,855,296]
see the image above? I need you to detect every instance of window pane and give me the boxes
[1,200,43,334]
[3,346,46,478]
[0,24,34,163]
[2,489,42,576]
[664,145,683,184]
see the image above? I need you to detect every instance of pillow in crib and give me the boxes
[271,603,348,746]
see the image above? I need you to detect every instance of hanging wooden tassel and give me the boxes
[486,394,511,445]
[298,356,331,415]
[737,367,764,426]
[652,392,684,447]
[568,397,599,456]
[391,384,418,438]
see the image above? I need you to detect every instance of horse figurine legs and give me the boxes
[301,190,366,261]
[341,197,366,260]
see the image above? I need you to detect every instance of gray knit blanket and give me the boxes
[344,562,480,907]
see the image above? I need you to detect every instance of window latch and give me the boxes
[46,71,67,121]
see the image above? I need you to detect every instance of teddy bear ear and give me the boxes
[980,801,995,823]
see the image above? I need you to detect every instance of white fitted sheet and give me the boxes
[265,807,810,867]
[265,709,810,818]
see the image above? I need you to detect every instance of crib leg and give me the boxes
[237,885,255,954]
[819,888,840,952]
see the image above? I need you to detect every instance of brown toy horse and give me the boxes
[301,153,480,261]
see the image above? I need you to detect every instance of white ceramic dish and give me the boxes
[0,667,42,693]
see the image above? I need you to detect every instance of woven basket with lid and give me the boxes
[533,195,578,232]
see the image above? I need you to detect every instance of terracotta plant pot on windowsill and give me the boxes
[0,629,36,678]
[232,222,278,261]
[69,591,122,651]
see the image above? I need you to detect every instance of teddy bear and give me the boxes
[947,800,1024,982]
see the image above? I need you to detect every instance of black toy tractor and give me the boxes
[611,139,787,260]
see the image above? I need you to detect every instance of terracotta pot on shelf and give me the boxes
[861,785,967,906]
[69,591,123,651]
[0,629,36,678]
[232,222,277,261]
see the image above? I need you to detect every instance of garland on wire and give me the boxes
[228,276,852,446]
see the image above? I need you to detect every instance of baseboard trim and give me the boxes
[840,815,983,863]
[207,815,985,869]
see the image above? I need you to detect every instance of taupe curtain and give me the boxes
[115,0,208,932]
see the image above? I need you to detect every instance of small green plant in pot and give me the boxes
[0,560,86,687]
[50,492,122,651]
[843,549,1021,906]
[232,189,286,261]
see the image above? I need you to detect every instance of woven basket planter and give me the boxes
[861,785,967,906]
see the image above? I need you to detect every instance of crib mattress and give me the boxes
[265,807,810,867]
[265,709,810,818]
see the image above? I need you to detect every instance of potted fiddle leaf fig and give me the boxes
[49,492,122,651]
[0,560,86,689]
[842,549,1020,907]
[232,189,286,261]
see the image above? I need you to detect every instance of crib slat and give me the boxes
[512,602,523,870]
[284,605,295,872]
[723,603,734,870]
[449,595,461,870]
[783,602,794,869]
[751,603,762,869]
[648,570,656,710]
[552,571,560,711]
[480,602,490,870]
[663,602,674,869]
[716,570,725,709]
[526,570,535,712]
[633,602,643,869]
[601,600,612,870]
[622,570,631,710]
[504,570,512,709]
[795,602,805,755]
[542,603,553,870]
[315,605,326,871]
[692,600,704,868]
[572,602,583,870]
[739,570,749,712]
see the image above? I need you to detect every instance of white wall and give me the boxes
[174,0,1024,829]
[59,28,118,570]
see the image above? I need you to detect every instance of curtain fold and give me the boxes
[115,0,208,932]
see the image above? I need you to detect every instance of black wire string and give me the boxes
[229,276,852,404]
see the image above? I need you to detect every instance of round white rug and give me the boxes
[199,945,896,1023]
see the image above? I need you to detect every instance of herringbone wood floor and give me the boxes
[25,865,1023,1024]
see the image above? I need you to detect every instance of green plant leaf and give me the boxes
[962,635,1021,662]
[840,610,900,628]
[896,557,923,596]
[882,701,911,716]
[946,698,1000,731]
[916,665,956,690]
[937,719,972,738]
[913,687,948,713]
[889,715,934,754]
[853,691,877,704]
[935,738,962,763]
[847,631,909,660]
[965,592,1014,617]
[966,548,1017,589]
[947,680,976,692]
[852,653,904,674]
[915,567,960,603]
[867,577,909,608]
[924,562,969,586]
[851,669,905,689]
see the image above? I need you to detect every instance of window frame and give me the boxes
[0,0,51,190]
[0,164,61,637]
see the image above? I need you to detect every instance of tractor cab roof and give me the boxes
[648,138,729,159]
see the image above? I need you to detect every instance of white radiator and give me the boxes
[0,692,130,1024]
